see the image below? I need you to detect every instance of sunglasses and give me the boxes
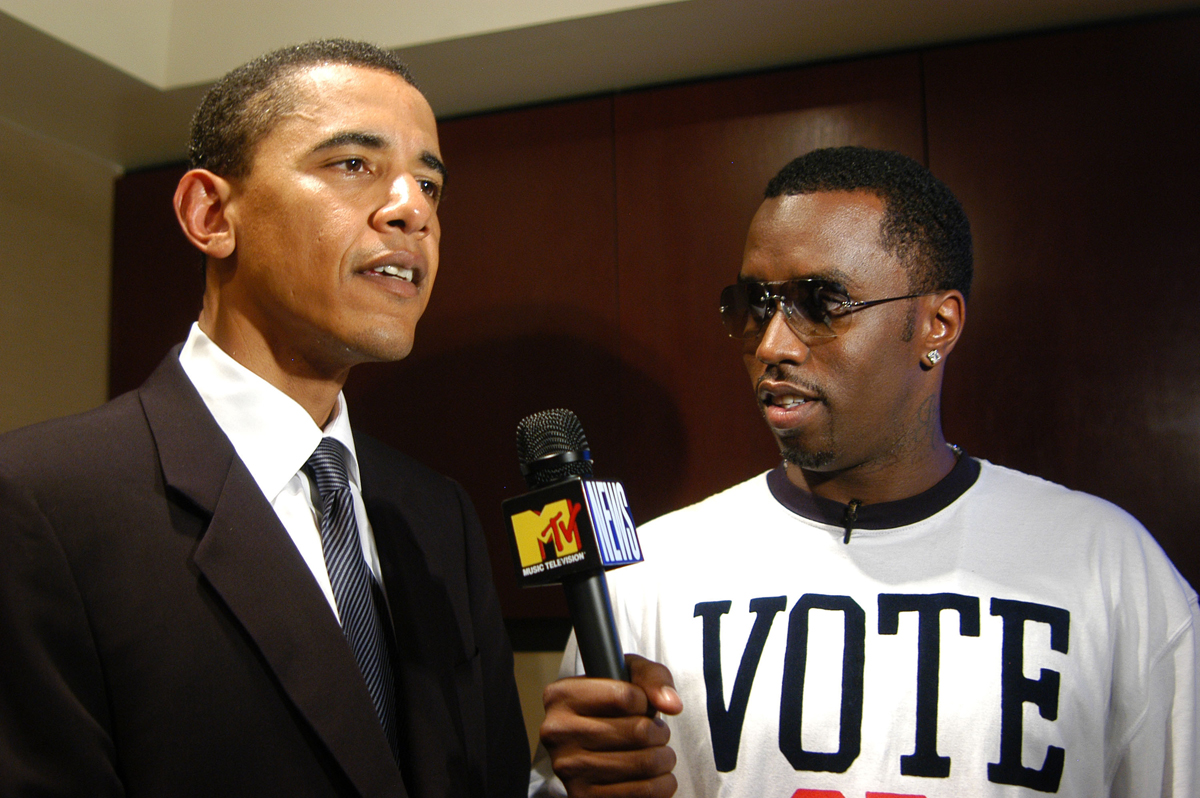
[719,279,933,339]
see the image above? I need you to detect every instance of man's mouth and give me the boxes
[369,263,415,282]
[757,380,823,430]
[764,393,810,409]
[758,385,819,408]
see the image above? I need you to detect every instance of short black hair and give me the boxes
[765,146,973,300]
[188,39,419,179]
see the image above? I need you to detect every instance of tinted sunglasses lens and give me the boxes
[720,283,748,336]
[720,284,767,338]
[776,281,828,337]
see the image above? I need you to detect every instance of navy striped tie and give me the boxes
[305,438,398,760]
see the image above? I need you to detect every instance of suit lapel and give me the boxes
[138,351,409,798]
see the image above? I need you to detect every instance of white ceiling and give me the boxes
[1,0,1195,172]
[2,0,684,88]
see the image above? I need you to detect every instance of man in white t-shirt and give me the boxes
[531,147,1198,798]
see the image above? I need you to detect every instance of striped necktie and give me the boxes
[304,438,399,760]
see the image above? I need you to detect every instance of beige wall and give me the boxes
[516,650,561,759]
[0,119,116,433]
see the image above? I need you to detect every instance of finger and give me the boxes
[544,674,655,718]
[553,741,677,788]
[562,772,678,798]
[541,707,672,753]
[626,655,683,716]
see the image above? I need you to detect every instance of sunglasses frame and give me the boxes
[720,278,935,340]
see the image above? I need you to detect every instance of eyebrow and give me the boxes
[420,151,448,182]
[310,131,448,181]
[311,131,387,153]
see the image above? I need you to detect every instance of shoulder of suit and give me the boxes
[0,391,151,484]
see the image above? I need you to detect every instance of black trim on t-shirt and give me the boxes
[766,454,981,531]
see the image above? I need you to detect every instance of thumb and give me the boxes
[627,654,683,716]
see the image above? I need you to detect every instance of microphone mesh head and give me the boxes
[516,408,593,487]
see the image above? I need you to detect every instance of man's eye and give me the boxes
[811,288,849,317]
[337,157,367,172]
[816,286,848,305]
[418,179,442,202]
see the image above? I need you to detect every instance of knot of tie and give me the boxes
[305,437,352,502]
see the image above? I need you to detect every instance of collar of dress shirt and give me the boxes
[177,323,362,501]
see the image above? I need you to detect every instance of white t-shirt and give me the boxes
[533,458,1199,797]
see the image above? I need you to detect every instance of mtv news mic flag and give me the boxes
[502,409,642,680]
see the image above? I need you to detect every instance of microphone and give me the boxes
[502,409,642,680]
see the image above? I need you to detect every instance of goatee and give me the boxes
[779,440,834,470]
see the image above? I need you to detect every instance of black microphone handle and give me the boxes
[562,569,629,681]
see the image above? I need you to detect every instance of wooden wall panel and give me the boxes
[612,55,927,521]
[109,164,196,397]
[925,13,1200,588]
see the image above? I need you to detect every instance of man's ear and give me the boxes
[174,169,235,260]
[921,290,966,361]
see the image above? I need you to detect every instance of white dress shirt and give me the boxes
[178,323,383,624]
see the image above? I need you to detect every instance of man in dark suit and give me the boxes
[0,40,528,797]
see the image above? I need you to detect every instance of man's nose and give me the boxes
[754,302,810,364]
[375,174,433,235]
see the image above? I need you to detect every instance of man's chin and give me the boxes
[780,443,835,471]
[345,329,416,365]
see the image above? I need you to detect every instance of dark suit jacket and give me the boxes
[0,351,529,797]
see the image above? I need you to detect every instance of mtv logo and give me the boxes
[511,498,583,567]
[503,477,642,587]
